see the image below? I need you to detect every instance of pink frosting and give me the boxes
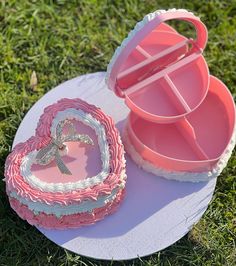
[5,98,126,206]
[9,188,125,229]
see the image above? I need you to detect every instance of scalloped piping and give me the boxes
[9,189,125,229]
[122,125,236,182]
[9,187,120,217]
[5,98,127,210]
[106,8,195,86]
[20,108,110,192]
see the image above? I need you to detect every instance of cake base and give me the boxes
[9,188,125,229]
[13,72,217,260]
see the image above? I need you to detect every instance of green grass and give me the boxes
[0,0,236,265]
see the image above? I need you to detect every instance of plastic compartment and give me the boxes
[118,22,179,72]
[126,76,235,172]
[118,31,189,90]
[117,30,209,123]
[107,10,209,123]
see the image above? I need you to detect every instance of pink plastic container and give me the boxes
[107,9,209,123]
[106,9,236,181]
[125,76,235,173]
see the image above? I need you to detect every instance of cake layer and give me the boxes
[8,182,125,217]
[9,188,125,229]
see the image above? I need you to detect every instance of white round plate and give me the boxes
[13,72,216,261]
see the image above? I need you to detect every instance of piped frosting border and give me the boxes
[9,188,125,229]
[5,98,126,206]
[9,186,120,217]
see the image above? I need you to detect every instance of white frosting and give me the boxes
[20,108,110,192]
[106,8,195,86]
[123,125,236,182]
[9,187,120,217]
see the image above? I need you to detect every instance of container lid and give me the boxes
[106,9,209,123]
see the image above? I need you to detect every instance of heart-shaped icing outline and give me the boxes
[5,98,126,206]
[21,108,111,192]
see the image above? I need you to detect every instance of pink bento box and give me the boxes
[106,9,236,182]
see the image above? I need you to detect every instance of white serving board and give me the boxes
[13,72,216,260]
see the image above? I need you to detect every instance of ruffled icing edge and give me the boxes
[105,8,195,87]
[122,124,236,182]
[8,186,121,218]
[9,188,125,229]
[5,98,126,206]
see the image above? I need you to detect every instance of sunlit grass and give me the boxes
[0,0,235,265]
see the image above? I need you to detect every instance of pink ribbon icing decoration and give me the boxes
[35,120,94,175]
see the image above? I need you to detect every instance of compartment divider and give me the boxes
[160,78,187,114]
[176,118,209,160]
[124,51,201,96]
[164,75,191,112]
[136,45,151,58]
[118,39,189,80]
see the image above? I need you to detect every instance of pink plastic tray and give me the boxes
[126,76,235,172]
[106,9,236,178]
[107,9,209,123]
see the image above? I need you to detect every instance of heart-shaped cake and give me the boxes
[4,98,126,229]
